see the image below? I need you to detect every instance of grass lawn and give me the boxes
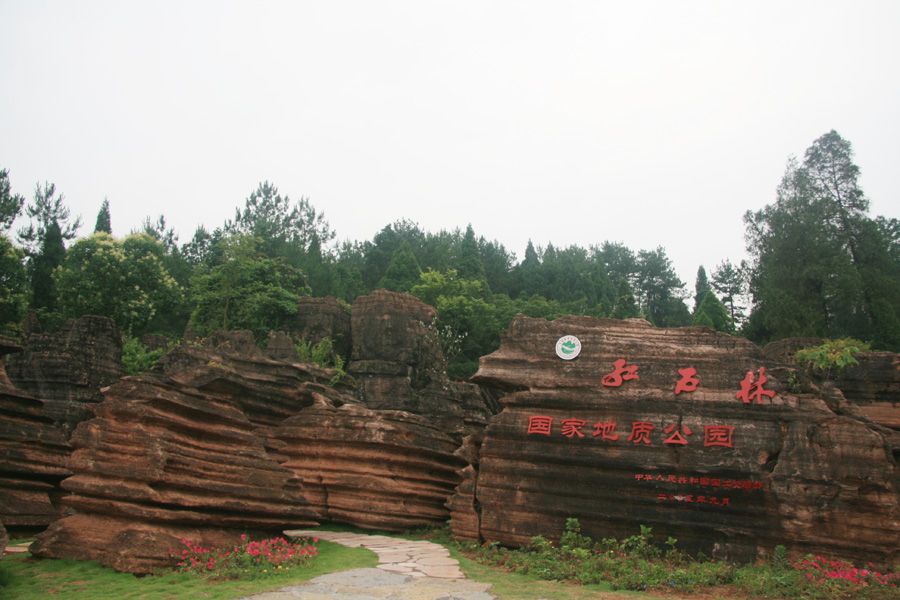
[0,537,378,600]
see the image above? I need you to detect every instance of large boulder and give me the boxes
[450,315,900,564]
[4,315,125,436]
[0,335,72,531]
[30,376,320,573]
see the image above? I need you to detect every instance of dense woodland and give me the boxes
[1,130,898,377]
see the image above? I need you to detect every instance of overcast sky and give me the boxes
[2,1,898,288]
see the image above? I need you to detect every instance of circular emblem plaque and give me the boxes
[555,335,582,360]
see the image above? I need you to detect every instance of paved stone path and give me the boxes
[238,530,496,600]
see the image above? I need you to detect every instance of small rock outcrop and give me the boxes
[4,315,125,435]
[450,315,900,564]
[30,376,321,573]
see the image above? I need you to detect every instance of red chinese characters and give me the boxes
[674,367,699,394]
[663,424,693,445]
[704,425,734,447]
[602,359,639,387]
[592,420,620,440]
[627,421,655,444]
[527,415,553,435]
[736,367,776,404]
[561,418,587,438]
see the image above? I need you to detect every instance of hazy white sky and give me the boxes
[2,1,898,287]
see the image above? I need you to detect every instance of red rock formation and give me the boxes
[4,315,125,435]
[30,376,320,573]
[163,334,356,433]
[270,391,465,531]
[349,290,498,440]
[0,335,71,531]
[451,315,900,563]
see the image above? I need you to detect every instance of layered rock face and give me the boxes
[271,393,465,531]
[0,335,72,531]
[4,316,124,435]
[31,376,320,573]
[350,290,498,440]
[451,315,900,564]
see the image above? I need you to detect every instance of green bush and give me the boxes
[122,336,166,376]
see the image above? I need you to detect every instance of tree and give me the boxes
[54,233,185,336]
[744,132,900,349]
[611,280,641,319]
[225,182,334,261]
[692,290,732,332]
[0,234,27,335]
[694,266,710,312]
[17,182,81,315]
[378,240,422,293]
[189,234,310,340]
[0,168,25,232]
[454,224,489,291]
[710,259,747,325]
[94,198,112,234]
[635,246,686,326]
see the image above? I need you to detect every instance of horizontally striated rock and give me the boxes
[4,315,124,435]
[271,392,465,531]
[31,376,320,573]
[0,335,72,531]
[292,296,352,361]
[349,290,498,440]
[265,330,297,361]
[451,315,900,564]
[163,335,356,433]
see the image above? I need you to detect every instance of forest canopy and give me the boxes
[2,130,897,377]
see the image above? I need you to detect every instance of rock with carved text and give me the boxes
[450,315,900,564]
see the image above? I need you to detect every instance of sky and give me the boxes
[1,1,898,289]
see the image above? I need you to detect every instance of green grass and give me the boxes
[0,538,378,600]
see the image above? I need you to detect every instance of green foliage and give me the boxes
[294,336,345,375]
[0,234,28,336]
[744,131,900,350]
[189,234,310,341]
[54,233,185,336]
[122,336,166,375]
[377,240,421,293]
[693,289,732,332]
[0,168,25,232]
[94,198,112,234]
[424,523,900,599]
[796,338,870,379]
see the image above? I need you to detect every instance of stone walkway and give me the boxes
[238,530,496,600]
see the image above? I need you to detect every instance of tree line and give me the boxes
[1,130,897,377]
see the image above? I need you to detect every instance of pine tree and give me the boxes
[94,198,112,234]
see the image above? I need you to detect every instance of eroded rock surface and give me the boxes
[271,392,465,531]
[30,376,320,573]
[451,315,900,564]
[0,335,72,531]
[4,315,124,435]
[349,290,498,440]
